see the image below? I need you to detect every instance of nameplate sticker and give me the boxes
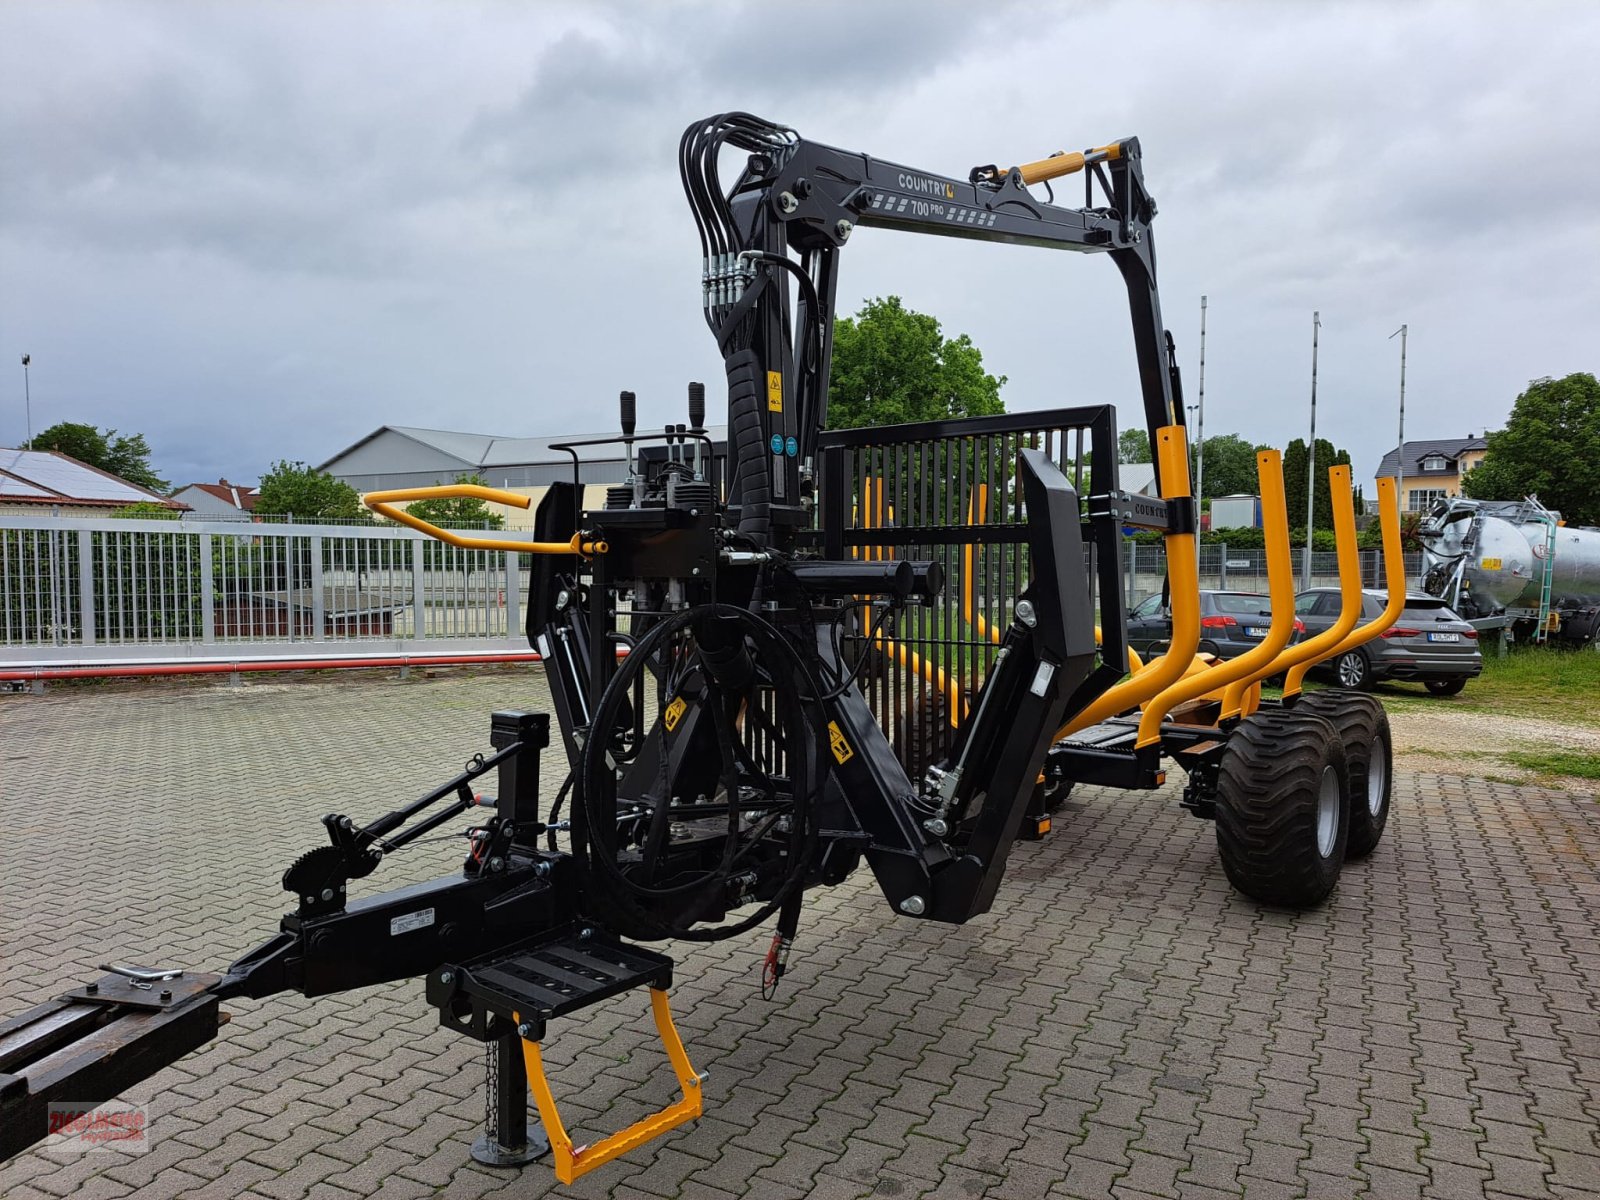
[391,908,436,936]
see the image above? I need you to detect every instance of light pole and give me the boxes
[1195,295,1207,506]
[20,354,32,449]
[1187,399,1202,563]
[1302,312,1320,588]
[1389,324,1407,507]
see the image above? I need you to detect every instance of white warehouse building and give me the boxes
[320,425,726,530]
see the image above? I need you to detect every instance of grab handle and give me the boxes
[363,484,607,556]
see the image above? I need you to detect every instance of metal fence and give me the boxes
[0,514,534,666]
[1123,544,1425,609]
[1,514,1427,671]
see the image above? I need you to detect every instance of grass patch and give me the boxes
[1368,646,1600,726]
[1502,749,1600,782]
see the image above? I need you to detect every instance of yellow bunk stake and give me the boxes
[963,484,1002,647]
[518,989,703,1185]
[1135,448,1295,747]
[363,483,608,556]
[1055,425,1200,741]
[1219,463,1359,714]
[862,475,961,724]
[1283,476,1406,695]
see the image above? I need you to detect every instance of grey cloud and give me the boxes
[0,0,1596,489]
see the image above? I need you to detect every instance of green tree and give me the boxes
[401,474,509,571]
[827,296,1005,429]
[255,460,370,522]
[1282,437,1354,532]
[1118,428,1150,464]
[112,500,180,520]
[1358,509,1422,551]
[1462,373,1600,525]
[34,421,169,491]
[1193,433,1267,498]
[403,474,507,532]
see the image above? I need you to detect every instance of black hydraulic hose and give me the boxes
[545,771,573,853]
[573,603,827,943]
[725,349,771,543]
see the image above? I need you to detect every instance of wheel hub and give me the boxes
[1367,737,1387,816]
[1316,764,1340,858]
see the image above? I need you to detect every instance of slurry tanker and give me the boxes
[1419,496,1600,648]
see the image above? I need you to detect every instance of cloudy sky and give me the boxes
[2,1,1597,490]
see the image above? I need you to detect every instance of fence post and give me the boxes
[310,536,326,642]
[1218,542,1227,589]
[48,528,64,647]
[199,534,216,644]
[412,538,426,640]
[1127,540,1137,609]
[76,529,95,647]
[503,551,520,640]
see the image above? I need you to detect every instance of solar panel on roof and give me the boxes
[0,474,54,498]
[0,451,153,502]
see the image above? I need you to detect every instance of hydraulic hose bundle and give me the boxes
[571,604,828,943]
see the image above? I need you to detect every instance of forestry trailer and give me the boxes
[1,111,1405,1184]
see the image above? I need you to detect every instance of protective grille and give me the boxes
[818,406,1126,777]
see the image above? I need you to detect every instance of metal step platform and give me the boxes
[428,932,699,1186]
[452,937,673,1039]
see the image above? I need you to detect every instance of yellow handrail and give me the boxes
[1136,448,1295,745]
[362,484,607,556]
[519,988,703,1185]
[1221,463,1359,710]
[1055,425,1199,741]
[1283,475,1405,694]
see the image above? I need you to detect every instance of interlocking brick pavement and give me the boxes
[2,671,1597,1199]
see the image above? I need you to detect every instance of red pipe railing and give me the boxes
[0,652,543,684]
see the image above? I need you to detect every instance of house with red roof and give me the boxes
[170,478,258,518]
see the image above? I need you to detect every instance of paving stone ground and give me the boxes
[1,670,1596,1200]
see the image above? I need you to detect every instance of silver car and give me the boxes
[1295,588,1483,694]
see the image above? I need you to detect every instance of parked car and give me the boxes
[1294,588,1482,694]
[1125,590,1304,660]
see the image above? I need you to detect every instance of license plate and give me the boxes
[1244,627,1267,638]
[1428,632,1460,642]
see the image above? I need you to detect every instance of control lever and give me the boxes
[619,390,640,502]
[688,381,706,478]
[619,389,637,475]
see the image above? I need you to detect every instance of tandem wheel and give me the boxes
[1213,708,1350,908]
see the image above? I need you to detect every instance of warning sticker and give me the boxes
[827,720,854,765]
[767,370,783,412]
[664,697,687,731]
[1481,557,1502,570]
